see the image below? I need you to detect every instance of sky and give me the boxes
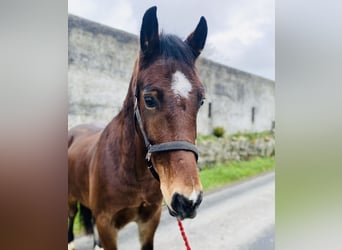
[68,0,274,80]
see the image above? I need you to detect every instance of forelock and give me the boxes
[159,34,195,66]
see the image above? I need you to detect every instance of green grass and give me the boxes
[231,131,273,140]
[199,156,275,191]
[72,215,83,234]
[196,134,218,142]
[69,203,84,235]
[197,131,274,142]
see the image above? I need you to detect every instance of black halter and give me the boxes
[134,95,199,182]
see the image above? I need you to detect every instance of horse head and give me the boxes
[134,6,207,220]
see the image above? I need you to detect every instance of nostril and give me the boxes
[194,191,203,208]
[171,192,202,219]
[171,193,192,211]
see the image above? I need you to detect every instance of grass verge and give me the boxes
[199,156,275,191]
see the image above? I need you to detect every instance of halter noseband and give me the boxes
[134,94,199,182]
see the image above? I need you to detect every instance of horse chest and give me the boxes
[112,201,161,229]
[128,181,162,205]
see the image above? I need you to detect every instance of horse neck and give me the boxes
[99,74,148,179]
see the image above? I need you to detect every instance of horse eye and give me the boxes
[144,95,157,109]
[200,98,205,107]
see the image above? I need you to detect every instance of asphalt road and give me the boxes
[73,172,275,250]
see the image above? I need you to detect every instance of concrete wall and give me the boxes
[197,59,275,134]
[68,15,275,135]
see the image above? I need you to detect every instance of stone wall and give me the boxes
[68,15,275,135]
[196,135,275,169]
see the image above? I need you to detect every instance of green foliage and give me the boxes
[196,134,217,142]
[213,126,225,138]
[70,203,83,235]
[232,131,273,140]
[199,156,275,191]
[198,130,273,142]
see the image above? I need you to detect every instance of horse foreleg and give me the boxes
[137,204,162,250]
[93,222,103,249]
[95,214,118,250]
[68,202,78,250]
[68,217,75,250]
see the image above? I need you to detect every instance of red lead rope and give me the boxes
[177,219,192,250]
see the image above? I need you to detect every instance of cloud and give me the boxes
[100,0,138,33]
[68,0,138,33]
[204,0,274,79]
[68,0,99,19]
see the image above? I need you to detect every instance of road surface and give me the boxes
[73,172,275,250]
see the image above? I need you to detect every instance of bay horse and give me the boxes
[68,6,207,250]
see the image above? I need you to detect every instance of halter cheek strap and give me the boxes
[134,96,199,182]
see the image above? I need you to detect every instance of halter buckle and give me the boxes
[146,150,152,162]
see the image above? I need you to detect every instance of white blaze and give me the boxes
[189,189,198,203]
[171,71,192,99]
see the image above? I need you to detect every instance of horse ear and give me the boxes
[140,6,159,56]
[185,17,208,59]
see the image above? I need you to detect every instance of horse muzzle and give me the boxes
[168,191,203,220]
